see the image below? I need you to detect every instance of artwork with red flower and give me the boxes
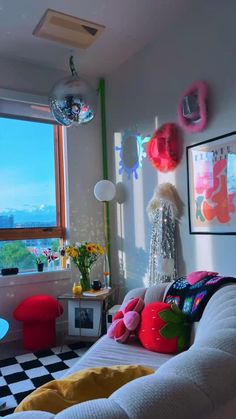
[187,131,236,233]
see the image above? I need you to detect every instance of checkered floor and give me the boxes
[0,342,91,417]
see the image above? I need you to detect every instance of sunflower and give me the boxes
[86,244,93,253]
[65,247,72,257]
[93,244,101,254]
[66,242,103,272]
[97,244,104,255]
[70,248,79,258]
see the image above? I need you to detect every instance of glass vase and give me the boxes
[48,260,55,271]
[79,268,91,291]
[103,254,110,288]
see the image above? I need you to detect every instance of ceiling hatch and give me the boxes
[33,9,105,49]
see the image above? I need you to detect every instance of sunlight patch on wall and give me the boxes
[114,132,126,279]
[114,132,123,184]
[117,191,127,280]
[114,132,124,241]
[143,271,151,288]
[155,115,159,130]
[118,247,127,280]
[133,169,146,250]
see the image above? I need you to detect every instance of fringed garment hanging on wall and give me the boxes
[147,183,183,286]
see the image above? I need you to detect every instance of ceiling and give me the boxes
[0,0,188,77]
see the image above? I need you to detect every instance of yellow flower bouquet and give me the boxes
[65,242,104,291]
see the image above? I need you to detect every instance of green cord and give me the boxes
[99,79,112,280]
[99,79,108,180]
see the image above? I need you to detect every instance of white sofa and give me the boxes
[6,283,236,419]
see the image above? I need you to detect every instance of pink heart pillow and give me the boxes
[186,271,218,285]
[107,297,144,343]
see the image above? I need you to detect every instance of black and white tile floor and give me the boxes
[0,342,90,417]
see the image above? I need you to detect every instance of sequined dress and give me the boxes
[148,199,177,285]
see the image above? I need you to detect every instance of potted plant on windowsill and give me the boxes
[30,248,46,272]
[35,256,45,272]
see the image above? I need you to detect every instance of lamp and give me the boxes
[94,180,116,202]
[94,180,116,287]
[49,56,97,126]
[94,180,116,251]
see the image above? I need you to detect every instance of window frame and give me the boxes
[0,121,66,241]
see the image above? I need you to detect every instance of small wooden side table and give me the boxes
[57,288,115,345]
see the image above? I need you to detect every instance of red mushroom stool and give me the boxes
[14,295,63,351]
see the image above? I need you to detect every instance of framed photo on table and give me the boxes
[187,131,236,234]
[68,299,101,337]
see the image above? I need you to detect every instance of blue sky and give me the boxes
[0,117,56,212]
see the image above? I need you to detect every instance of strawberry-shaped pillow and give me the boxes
[138,302,189,354]
[107,297,144,344]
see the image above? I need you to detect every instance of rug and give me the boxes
[0,342,91,417]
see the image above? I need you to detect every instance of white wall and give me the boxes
[106,1,236,295]
[66,113,104,281]
[0,56,67,95]
[0,57,104,342]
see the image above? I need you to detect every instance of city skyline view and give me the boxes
[0,205,57,228]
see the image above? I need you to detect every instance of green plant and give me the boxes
[29,248,46,265]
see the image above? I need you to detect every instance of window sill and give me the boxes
[0,268,72,288]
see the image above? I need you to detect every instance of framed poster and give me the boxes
[187,131,236,234]
[68,299,101,337]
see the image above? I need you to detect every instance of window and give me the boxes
[0,116,65,271]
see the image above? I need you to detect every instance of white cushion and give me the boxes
[62,335,172,377]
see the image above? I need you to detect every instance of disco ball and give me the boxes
[49,75,97,126]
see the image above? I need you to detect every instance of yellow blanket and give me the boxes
[15,364,154,414]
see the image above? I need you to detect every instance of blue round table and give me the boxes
[0,318,9,410]
[0,318,9,340]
